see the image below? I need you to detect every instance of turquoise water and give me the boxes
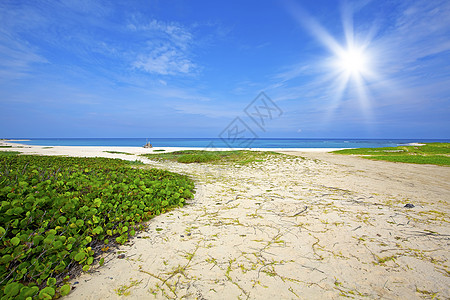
[8,138,450,148]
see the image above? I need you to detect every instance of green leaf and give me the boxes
[93,198,102,207]
[33,235,44,245]
[40,287,55,297]
[1,254,13,264]
[10,236,20,246]
[0,226,6,236]
[82,265,90,272]
[4,282,21,297]
[53,240,63,249]
[39,286,55,300]
[92,226,103,235]
[99,257,105,266]
[74,252,86,262]
[60,284,71,296]
[20,286,39,298]
[47,277,57,287]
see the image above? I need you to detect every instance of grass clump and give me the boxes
[0,155,194,299]
[0,146,12,148]
[103,150,133,155]
[142,150,280,164]
[333,143,450,166]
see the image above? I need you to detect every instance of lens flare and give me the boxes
[285,0,380,130]
[336,46,369,76]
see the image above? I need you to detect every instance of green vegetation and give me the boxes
[0,152,20,157]
[333,143,450,166]
[142,150,280,164]
[103,151,133,155]
[0,146,12,148]
[0,155,194,299]
[152,149,166,152]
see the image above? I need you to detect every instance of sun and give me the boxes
[335,46,369,77]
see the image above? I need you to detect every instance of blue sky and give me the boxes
[1,0,449,138]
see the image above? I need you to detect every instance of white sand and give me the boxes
[1,141,449,299]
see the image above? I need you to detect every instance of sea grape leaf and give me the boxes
[46,277,57,287]
[0,227,6,237]
[11,237,20,246]
[60,284,71,296]
[39,287,55,299]
[4,282,21,297]
[74,252,85,262]
[92,226,103,235]
[93,198,101,207]
[20,286,39,298]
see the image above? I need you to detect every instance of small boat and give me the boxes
[143,139,153,148]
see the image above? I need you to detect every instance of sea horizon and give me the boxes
[4,137,450,148]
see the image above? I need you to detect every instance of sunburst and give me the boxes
[335,45,369,77]
[287,2,379,128]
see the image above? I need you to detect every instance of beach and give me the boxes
[1,141,449,299]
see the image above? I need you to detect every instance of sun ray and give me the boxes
[286,0,379,132]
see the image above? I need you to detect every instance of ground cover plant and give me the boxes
[142,150,281,164]
[103,151,133,155]
[0,152,20,157]
[333,143,450,166]
[0,155,194,299]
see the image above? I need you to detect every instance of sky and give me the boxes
[1,0,449,139]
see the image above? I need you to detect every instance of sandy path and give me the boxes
[1,143,449,299]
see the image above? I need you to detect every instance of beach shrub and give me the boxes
[143,150,282,165]
[0,155,194,299]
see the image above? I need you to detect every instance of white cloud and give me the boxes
[133,45,195,75]
[375,0,450,74]
[0,34,47,80]
[129,18,197,76]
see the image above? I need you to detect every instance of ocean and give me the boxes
[8,138,450,148]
